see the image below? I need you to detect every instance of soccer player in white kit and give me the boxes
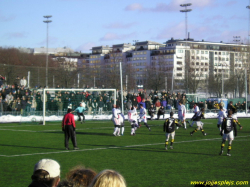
[217,106,227,132]
[116,106,125,135]
[177,101,187,129]
[219,110,237,156]
[111,104,121,136]
[138,104,151,131]
[128,106,138,135]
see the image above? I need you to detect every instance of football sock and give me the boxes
[183,122,186,128]
[171,139,174,146]
[192,128,198,133]
[228,144,232,154]
[165,141,168,147]
[144,123,150,129]
[221,140,226,150]
[131,128,134,135]
[121,127,124,135]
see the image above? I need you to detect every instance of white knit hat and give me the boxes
[34,159,60,178]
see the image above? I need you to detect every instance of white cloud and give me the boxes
[124,3,143,11]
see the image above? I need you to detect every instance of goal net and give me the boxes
[41,88,117,125]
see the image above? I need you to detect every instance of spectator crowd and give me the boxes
[0,75,247,117]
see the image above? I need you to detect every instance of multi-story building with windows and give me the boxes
[79,38,249,95]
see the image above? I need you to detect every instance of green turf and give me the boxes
[0,118,249,187]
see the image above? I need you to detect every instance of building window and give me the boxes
[177,73,182,77]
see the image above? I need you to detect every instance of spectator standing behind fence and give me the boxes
[20,76,27,87]
[26,97,32,113]
[56,98,63,114]
[92,99,98,115]
[87,98,92,115]
[6,91,13,105]
[0,75,5,87]
[98,98,104,115]
[155,99,161,113]
[31,97,37,114]
[0,98,3,115]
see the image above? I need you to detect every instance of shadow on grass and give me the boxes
[0,144,63,150]
[119,146,217,156]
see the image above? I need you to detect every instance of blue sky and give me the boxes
[0,0,249,52]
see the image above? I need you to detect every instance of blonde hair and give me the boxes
[88,169,126,187]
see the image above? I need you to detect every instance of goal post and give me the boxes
[42,88,117,125]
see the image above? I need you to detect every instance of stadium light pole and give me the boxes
[180,3,192,41]
[246,4,250,113]
[43,15,52,88]
[180,3,192,94]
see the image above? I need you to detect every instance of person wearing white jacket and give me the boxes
[20,76,27,87]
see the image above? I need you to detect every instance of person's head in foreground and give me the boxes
[65,165,97,187]
[88,169,126,187]
[29,159,60,187]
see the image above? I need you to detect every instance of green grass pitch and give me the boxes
[0,118,249,187]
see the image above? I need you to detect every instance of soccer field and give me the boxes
[0,118,249,187]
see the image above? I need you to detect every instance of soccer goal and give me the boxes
[42,88,117,125]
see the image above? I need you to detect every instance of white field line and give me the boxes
[0,135,249,158]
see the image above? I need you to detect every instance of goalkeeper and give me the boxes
[74,102,86,124]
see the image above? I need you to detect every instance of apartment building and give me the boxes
[80,38,249,94]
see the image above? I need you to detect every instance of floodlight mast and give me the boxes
[43,15,52,88]
[180,3,192,41]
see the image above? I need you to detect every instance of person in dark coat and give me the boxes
[157,106,165,120]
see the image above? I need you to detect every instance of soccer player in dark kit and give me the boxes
[163,112,182,150]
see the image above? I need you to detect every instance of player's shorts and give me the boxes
[178,116,185,121]
[166,131,175,140]
[112,117,120,126]
[232,114,237,120]
[196,121,203,130]
[139,116,147,123]
[217,118,223,125]
[223,131,234,141]
[118,114,124,125]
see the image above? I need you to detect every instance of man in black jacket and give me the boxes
[148,104,156,120]
[157,106,165,120]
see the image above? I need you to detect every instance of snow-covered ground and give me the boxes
[1,112,250,124]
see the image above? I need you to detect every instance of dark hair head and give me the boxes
[170,112,174,116]
[31,170,59,187]
[66,166,97,187]
[67,108,72,113]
